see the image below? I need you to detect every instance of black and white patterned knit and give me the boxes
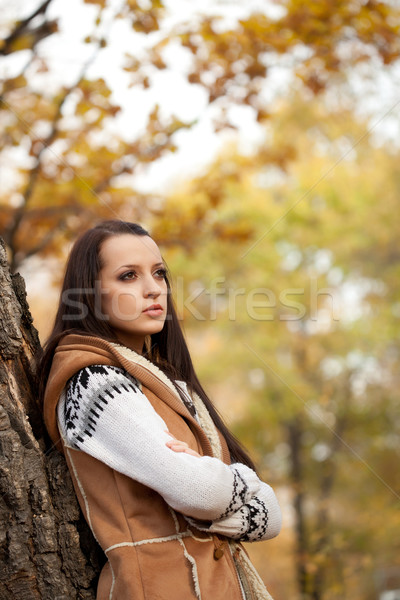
[64,365,142,447]
[187,482,273,542]
[57,364,282,539]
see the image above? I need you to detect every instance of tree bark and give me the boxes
[0,236,103,599]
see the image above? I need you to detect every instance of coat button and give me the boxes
[214,547,224,560]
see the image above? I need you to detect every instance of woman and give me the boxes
[40,220,282,600]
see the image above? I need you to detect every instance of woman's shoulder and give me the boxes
[60,365,143,445]
[67,364,142,398]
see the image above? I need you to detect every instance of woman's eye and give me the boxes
[119,269,166,281]
[120,271,136,280]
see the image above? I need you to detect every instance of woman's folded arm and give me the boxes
[58,364,261,521]
[185,481,282,542]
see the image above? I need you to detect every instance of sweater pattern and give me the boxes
[65,365,141,448]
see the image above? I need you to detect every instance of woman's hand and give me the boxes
[165,431,201,458]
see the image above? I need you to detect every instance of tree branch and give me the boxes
[0,0,56,56]
[5,38,104,269]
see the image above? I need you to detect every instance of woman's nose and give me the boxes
[144,277,163,298]
[146,288,161,298]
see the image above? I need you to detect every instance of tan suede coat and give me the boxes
[43,334,273,600]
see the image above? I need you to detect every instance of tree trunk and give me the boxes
[0,237,103,599]
[286,417,311,600]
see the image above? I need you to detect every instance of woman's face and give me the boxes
[99,234,168,353]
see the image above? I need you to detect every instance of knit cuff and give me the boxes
[186,508,248,540]
[214,463,260,520]
[186,482,282,542]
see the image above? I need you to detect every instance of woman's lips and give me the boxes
[143,304,163,316]
[144,308,163,316]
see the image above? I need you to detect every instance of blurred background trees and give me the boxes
[161,101,400,598]
[1,0,399,598]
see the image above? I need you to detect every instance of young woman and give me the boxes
[40,220,282,600]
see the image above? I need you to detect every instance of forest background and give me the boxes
[1,0,400,599]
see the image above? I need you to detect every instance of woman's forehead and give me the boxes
[100,234,162,267]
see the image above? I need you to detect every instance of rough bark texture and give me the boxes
[0,237,103,599]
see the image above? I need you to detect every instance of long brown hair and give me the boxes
[38,220,256,470]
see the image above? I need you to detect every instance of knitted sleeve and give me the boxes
[58,364,261,521]
[185,481,282,542]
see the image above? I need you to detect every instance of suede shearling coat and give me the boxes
[43,334,274,600]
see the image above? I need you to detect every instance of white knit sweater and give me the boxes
[57,364,282,542]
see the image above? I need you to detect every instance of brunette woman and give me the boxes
[40,220,282,600]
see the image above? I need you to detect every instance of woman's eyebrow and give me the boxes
[114,262,165,273]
